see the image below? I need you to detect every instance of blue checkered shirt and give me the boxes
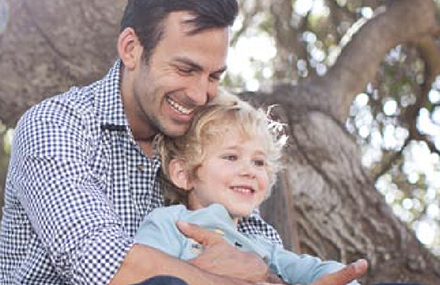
[0,60,282,285]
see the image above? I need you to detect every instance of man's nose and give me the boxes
[187,76,218,106]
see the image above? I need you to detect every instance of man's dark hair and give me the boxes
[120,0,239,64]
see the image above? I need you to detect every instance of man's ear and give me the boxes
[168,159,193,191]
[117,27,143,70]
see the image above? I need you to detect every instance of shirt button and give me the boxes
[137,164,146,172]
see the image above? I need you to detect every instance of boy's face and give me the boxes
[185,127,269,223]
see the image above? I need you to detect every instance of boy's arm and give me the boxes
[255,235,364,285]
[308,260,368,285]
[133,206,186,258]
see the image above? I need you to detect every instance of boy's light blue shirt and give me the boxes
[135,204,359,285]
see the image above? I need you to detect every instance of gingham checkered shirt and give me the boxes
[0,60,282,285]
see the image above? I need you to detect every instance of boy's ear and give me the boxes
[168,159,192,191]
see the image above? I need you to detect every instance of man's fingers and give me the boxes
[176,221,223,246]
[313,259,368,285]
[178,220,270,282]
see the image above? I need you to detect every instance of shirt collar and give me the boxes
[96,59,130,130]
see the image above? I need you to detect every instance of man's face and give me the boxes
[129,12,229,139]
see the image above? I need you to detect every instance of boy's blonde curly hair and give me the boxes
[155,90,286,207]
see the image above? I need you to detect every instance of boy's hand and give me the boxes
[177,221,270,283]
[307,259,368,285]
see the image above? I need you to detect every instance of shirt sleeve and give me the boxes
[238,209,283,246]
[10,101,133,285]
[255,236,360,285]
[134,206,185,258]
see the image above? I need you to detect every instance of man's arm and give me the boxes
[125,206,278,285]
[109,244,260,285]
[9,101,134,284]
[177,222,368,285]
[177,221,273,283]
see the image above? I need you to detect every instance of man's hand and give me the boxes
[177,221,271,283]
[308,259,368,285]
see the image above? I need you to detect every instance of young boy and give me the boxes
[135,92,360,285]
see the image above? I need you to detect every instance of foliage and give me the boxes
[225,0,440,254]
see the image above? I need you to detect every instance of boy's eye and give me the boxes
[253,159,266,167]
[222,155,237,161]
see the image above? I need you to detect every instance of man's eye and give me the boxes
[177,67,194,75]
[209,73,222,82]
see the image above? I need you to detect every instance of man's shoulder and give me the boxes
[28,84,95,118]
[18,82,102,133]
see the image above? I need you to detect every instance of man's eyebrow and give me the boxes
[173,57,227,74]
[173,57,203,71]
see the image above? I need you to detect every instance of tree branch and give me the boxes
[404,35,440,155]
[372,137,410,181]
[311,0,437,123]
[371,31,440,183]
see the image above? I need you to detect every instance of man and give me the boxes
[0,0,367,284]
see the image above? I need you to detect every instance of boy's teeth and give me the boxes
[232,187,254,194]
[167,98,192,114]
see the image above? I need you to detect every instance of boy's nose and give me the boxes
[238,161,256,178]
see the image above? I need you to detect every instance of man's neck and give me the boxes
[120,65,158,157]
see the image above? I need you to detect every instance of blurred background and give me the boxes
[0,0,439,259]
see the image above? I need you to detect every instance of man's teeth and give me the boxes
[167,98,192,115]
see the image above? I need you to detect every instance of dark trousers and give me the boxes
[132,276,423,285]
[131,275,189,285]
[374,283,423,285]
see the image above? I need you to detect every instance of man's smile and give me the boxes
[166,96,196,115]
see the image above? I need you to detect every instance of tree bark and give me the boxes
[258,1,440,284]
[0,0,124,127]
[258,0,440,285]
[1,0,440,284]
[259,97,440,284]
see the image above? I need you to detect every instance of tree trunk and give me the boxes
[258,1,440,284]
[0,0,123,127]
[1,0,440,284]
[258,94,440,284]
